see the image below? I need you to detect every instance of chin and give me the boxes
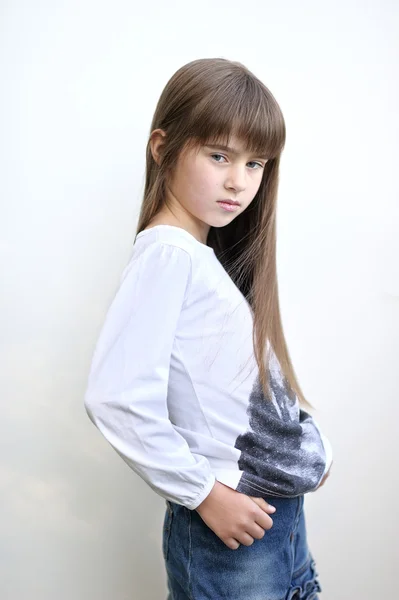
[213,214,240,228]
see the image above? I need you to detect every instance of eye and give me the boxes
[210,153,227,163]
[247,161,264,170]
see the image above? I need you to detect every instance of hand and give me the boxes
[195,480,276,550]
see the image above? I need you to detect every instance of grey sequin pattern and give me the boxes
[235,349,326,498]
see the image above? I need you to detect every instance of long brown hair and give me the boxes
[135,57,314,411]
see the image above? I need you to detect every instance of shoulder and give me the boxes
[120,237,193,288]
[131,226,203,264]
[133,238,193,266]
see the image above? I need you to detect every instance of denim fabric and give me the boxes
[162,494,322,599]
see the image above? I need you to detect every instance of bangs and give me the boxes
[188,73,286,159]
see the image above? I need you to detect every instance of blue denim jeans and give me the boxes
[162,494,322,599]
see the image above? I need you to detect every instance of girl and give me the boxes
[84,57,333,599]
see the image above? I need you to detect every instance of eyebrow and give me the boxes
[205,144,269,160]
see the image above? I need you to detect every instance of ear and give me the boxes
[149,129,167,165]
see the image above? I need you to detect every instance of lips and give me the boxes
[217,200,240,212]
[217,199,240,206]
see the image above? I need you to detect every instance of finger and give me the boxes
[226,537,241,550]
[250,497,276,513]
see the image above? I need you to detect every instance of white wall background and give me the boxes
[1,1,398,598]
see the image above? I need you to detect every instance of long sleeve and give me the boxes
[84,242,216,510]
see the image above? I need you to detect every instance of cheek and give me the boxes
[187,161,216,195]
[244,175,263,206]
[252,171,264,193]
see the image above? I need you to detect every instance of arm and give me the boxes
[84,242,216,510]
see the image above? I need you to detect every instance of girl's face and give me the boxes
[160,133,269,243]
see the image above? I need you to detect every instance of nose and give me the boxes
[225,164,246,193]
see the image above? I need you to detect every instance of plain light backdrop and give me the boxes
[1,1,398,598]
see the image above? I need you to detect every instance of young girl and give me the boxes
[84,57,333,599]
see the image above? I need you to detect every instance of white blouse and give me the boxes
[84,225,333,510]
